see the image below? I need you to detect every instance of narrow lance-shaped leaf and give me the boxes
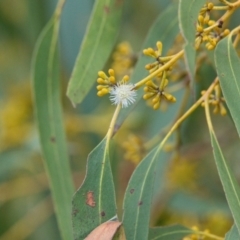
[115,3,180,130]
[72,138,117,239]
[31,4,74,240]
[215,33,240,137]
[210,130,240,234]
[67,0,123,105]
[122,147,168,240]
[225,225,240,240]
[148,225,194,240]
[178,0,205,83]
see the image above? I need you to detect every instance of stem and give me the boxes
[134,50,184,89]
[213,6,229,10]
[204,84,214,131]
[157,79,218,150]
[196,230,224,240]
[106,104,121,144]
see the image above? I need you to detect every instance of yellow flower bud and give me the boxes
[163,92,176,102]
[152,95,160,104]
[204,13,210,24]
[108,68,115,76]
[143,92,155,100]
[220,104,227,116]
[97,78,106,84]
[146,80,158,89]
[96,85,105,90]
[153,101,160,110]
[197,25,204,33]
[198,15,204,24]
[207,2,214,10]
[123,75,130,82]
[208,20,215,26]
[223,29,230,37]
[98,71,107,78]
[156,41,162,55]
[97,88,109,96]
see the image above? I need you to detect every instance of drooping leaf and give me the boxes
[225,225,240,240]
[31,4,74,240]
[178,0,205,82]
[67,0,123,105]
[214,33,240,137]
[210,130,240,234]
[148,225,194,240]
[122,147,168,240]
[72,138,117,239]
[115,3,180,130]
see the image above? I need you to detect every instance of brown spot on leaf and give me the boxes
[73,209,79,217]
[138,201,143,206]
[130,189,134,194]
[50,137,56,142]
[101,211,105,217]
[104,5,110,14]
[86,191,96,207]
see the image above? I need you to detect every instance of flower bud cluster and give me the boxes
[195,2,230,50]
[143,72,176,110]
[111,42,137,77]
[201,84,227,115]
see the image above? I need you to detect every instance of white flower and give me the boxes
[109,83,137,108]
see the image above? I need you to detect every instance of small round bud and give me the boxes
[197,25,204,33]
[223,29,230,36]
[220,104,227,116]
[97,85,105,90]
[208,20,215,26]
[97,78,106,84]
[204,13,210,24]
[108,69,115,76]
[98,88,109,96]
[207,2,214,10]
[145,64,153,70]
[98,71,107,78]
[143,49,149,55]
[152,95,159,104]
[123,75,130,82]
[156,41,162,55]
[153,101,160,110]
[143,92,155,100]
[163,92,176,102]
[109,76,116,84]
[146,80,158,89]
[198,15,204,23]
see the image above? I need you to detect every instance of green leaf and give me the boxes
[67,0,123,105]
[148,225,194,240]
[122,148,168,240]
[214,34,240,137]
[210,130,240,234]
[178,0,205,82]
[225,225,240,240]
[115,3,180,129]
[31,6,74,240]
[72,138,117,239]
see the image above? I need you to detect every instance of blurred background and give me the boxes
[0,0,239,239]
